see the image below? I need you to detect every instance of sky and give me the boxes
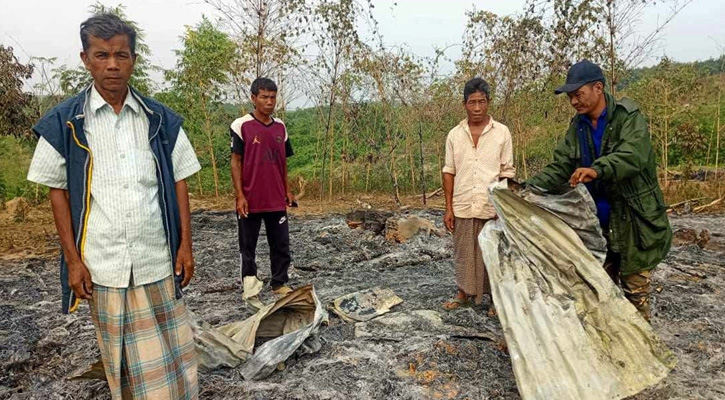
[1,0,724,91]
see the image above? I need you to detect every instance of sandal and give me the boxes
[442,297,470,310]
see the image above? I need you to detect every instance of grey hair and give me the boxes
[80,13,137,55]
[463,77,491,102]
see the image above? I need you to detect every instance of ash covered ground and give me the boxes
[1,209,724,399]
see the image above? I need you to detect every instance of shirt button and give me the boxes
[120,154,126,159]
[123,183,129,189]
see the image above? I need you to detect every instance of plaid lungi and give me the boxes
[453,217,491,304]
[90,275,198,399]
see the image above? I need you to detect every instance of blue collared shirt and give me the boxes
[579,109,610,228]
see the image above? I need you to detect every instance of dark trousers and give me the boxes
[238,211,291,287]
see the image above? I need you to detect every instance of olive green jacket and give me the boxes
[527,92,672,274]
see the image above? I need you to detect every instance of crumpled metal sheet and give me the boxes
[238,286,327,380]
[192,284,327,380]
[330,287,403,322]
[479,181,677,400]
[74,285,327,381]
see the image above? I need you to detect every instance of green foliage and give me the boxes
[6,0,722,204]
[0,136,46,204]
[621,55,725,89]
[0,45,35,139]
[164,18,236,196]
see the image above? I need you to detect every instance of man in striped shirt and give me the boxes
[27,13,199,399]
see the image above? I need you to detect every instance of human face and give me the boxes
[567,82,604,116]
[464,92,489,124]
[81,34,135,95]
[252,89,277,116]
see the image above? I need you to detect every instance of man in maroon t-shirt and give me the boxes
[230,78,295,300]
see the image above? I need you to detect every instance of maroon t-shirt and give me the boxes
[230,113,293,213]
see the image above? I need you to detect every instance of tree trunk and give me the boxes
[716,90,722,197]
[320,66,339,201]
[191,137,204,196]
[704,118,716,180]
[255,0,264,78]
[406,128,416,190]
[328,118,335,199]
[365,162,371,193]
[341,130,346,196]
[418,119,427,206]
[664,116,669,191]
[522,135,529,180]
[436,140,443,186]
[312,107,325,183]
[202,93,220,198]
[390,147,401,207]
[608,0,617,95]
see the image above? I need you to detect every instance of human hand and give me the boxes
[175,242,195,288]
[236,195,249,218]
[569,168,598,187]
[444,209,455,233]
[68,259,93,300]
[286,191,296,207]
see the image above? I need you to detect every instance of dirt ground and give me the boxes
[1,201,724,399]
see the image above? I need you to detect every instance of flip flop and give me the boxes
[442,297,470,310]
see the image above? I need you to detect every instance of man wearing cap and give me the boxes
[527,60,672,321]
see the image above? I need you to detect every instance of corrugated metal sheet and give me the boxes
[480,181,676,400]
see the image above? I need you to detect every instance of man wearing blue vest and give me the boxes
[27,13,200,399]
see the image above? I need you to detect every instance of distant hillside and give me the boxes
[619,55,725,89]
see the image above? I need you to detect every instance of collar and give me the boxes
[88,84,140,114]
[604,91,616,122]
[583,108,607,129]
[460,115,495,135]
[249,112,275,127]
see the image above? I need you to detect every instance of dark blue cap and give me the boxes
[555,60,605,94]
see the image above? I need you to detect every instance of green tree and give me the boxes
[309,0,367,200]
[627,57,703,189]
[0,45,34,139]
[165,17,236,198]
[204,0,308,113]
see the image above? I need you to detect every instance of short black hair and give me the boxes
[587,79,606,89]
[463,77,491,102]
[251,78,278,95]
[80,13,137,55]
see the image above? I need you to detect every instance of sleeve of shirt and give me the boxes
[231,128,244,155]
[442,133,456,175]
[27,137,67,189]
[285,126,294,157]
[172,127,202,182]
[499,127,516,179]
